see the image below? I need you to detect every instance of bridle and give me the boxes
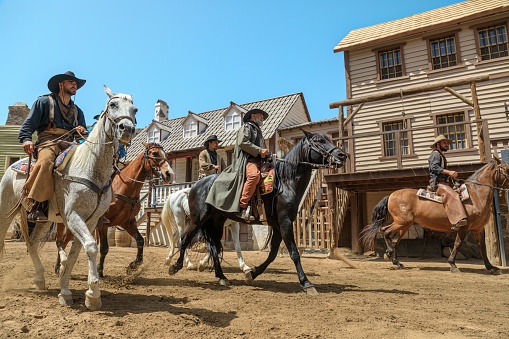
[100,94,136,143]
[114,144,168,184]
[457,163,509,192]
[301,136,344,168]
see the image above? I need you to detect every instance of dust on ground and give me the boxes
[1,241,509,338]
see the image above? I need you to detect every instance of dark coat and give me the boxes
[205,122,264,212]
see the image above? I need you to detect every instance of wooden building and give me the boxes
[326,0,509,258]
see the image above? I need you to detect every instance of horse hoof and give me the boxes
[490,268,501,275]
[383,254,390,262]
[186,264,198,271]
[33,280,46,290]
[450,267,461,273]
[304,286,319,295]
[169,264,181,275]
[58,293,73,306]
[219,279,230,287]
[164,259,171,266]
[85,296,102,311]
[245,271,254,285]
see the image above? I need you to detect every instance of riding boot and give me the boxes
[236,207,255,222]
[451,218,467,231]
[27,201,48,223]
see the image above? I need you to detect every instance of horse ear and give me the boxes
[104,85,115,98]
[301,129,314,139]
[493,154,502,164]
[142,141,148,148]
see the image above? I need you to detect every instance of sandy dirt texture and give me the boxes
[1,241,509,339]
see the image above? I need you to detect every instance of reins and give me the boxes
[456,164,509,192]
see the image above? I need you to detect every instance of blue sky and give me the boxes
[0,0,459,128]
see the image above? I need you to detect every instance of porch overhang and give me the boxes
[323,163,484,192]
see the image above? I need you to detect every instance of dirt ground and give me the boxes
[1,241,509,339]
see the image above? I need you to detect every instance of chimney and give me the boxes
[154,99,169,122]
[6,102,29,125]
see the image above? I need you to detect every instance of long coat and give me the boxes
[205,122,264,213]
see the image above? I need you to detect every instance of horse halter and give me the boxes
[143,144,168,180]
[303,136,343,168]
[100,94,137,143]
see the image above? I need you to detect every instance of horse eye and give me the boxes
[109,102,117,109]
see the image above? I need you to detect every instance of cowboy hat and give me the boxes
[430,134,452,149]
[243,108,269,123]
[47,71,86,93]
[204,135,221,148]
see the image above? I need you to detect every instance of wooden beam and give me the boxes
[343,102,364,126]
[329,75,490,108]
[443,87,473,107]
[471,82,486,163]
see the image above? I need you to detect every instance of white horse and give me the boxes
[161,187,251,274]
[0,86,137,311]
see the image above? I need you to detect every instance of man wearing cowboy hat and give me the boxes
[198,135,226,180]
[428,134,467,231]
[206,108,270,221]
[19,71,88,222]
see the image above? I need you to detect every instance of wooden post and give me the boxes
[327,183,337,248]
[470,82,486,163]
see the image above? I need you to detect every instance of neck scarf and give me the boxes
[206,148,218,165]
[55,94,78,125]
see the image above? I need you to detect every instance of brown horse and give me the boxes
[55,142,174,277]
[361,157,509,274]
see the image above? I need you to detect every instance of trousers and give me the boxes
[240,162,260,209]
[436,183,467,225]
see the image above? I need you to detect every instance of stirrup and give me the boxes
[451,219,467,231]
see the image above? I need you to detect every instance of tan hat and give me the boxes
[430,134,452,149]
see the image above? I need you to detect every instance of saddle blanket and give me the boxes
[10,144,78,174]
[416,184,469,203]
[259,169,274,195]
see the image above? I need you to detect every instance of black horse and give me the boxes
[169,130,348,294]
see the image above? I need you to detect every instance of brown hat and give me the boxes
[47,71,86,93]
[430,134,452,149]
[204,135,221,148]
[243,108,269,123]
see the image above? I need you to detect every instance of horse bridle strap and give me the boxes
[61,175,112,196]
[115,193,139,206]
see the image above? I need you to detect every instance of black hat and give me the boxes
[204,135,221,148]
[47,71,86,94]
[243,108,269,123]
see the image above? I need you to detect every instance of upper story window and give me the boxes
[477,22,508,61]
[147,128,160,143]
[376,46,404,80]
[436,112,467,150]
[225,111,241,131]
[429,34,458,70]
[381,120,410,157]
[183,121,197,138]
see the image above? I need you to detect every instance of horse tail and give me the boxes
[360,196,390,250]
[161,195,178,252]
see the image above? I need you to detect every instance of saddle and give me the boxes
[417,184,470,203]
[11,144,78,175]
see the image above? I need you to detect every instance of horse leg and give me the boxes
[169,218,200,275]
[96,220,109,278]
[228,221,251,274]
[125,218,145,273]
[472,231,500,275]
[26,220,53,290]
[382,223,407,269]
[447,227,470,273]
[60,213,101,310]
[207,216,229,286]
[55,222,72,275]
[246,228,282,284]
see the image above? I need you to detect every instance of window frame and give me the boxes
[430,109,473,152]
[423,30,461,71]
[147,128,160,144]
[373,44,406,81]
[377,117,414,160]
[471,19,509,63]
[183,120,197,138]
[224,110,242,131]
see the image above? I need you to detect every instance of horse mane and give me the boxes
[72,112,109,168]
[465,159,496,182]
[275,137,308,185]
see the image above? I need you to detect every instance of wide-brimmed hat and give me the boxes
[243,108,269,123]
[204,135,221,148]
[430,134,452,149]
[47,71,86,93]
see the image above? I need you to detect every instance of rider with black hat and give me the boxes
[19,71,88,222]
[198,134,226,179]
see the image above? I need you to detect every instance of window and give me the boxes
[381,120,409,157]
[477,23,508,61]
[183,121,197,138]
[225,111,241,131]
[147,129,160,143]
[377,47,403,80]
[436,112,466,150]
[429,35,458,70]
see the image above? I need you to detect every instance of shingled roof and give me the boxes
[125,92,309,160]
[334,0,509,52]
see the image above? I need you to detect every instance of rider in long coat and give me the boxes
[205,109,269,217]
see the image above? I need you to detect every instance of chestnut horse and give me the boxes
[55,142,174,277]
[361,157,509,274]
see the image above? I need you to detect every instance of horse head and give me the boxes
[301,130,348,168]
[493,155,509,189]
[102,85,137,145]
[142,142,174,183]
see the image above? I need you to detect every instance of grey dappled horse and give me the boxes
[0,86,137,310]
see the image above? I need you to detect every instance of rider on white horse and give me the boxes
[18,71,88,222]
